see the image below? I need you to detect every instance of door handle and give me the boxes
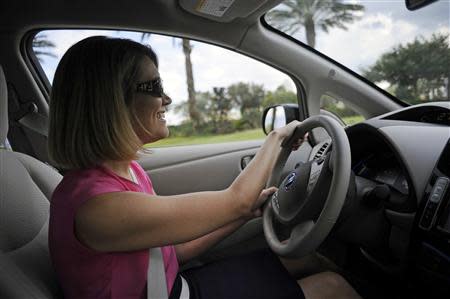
[241,155,254,170]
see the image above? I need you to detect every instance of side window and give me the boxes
[320,95,364,126]
[32,30,298,147]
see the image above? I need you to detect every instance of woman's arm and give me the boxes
[174,187,277,264]
[175,217,248,265]
[75,122,300,252]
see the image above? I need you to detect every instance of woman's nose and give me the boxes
[163,93,172,106]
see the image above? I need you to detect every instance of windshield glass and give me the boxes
[265,0,449,105]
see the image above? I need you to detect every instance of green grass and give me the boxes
[147,128,265,148]
[147,115,365,148]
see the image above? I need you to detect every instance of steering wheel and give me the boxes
[263,115,351,258]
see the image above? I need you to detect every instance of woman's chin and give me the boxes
[144,130,169,144]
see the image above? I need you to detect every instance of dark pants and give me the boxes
[170,249,305,299]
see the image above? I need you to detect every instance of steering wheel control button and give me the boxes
[272,191,280,212]
[420,177,449,230]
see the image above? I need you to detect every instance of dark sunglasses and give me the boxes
[136,78,164,97]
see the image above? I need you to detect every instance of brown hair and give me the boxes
[48,36,158,169]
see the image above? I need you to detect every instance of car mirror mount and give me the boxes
[262,104,299,135]
[405,0,438,10]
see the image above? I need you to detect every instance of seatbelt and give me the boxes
[148,247,168,299]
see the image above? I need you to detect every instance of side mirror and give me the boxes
[262,104,299,135]
[405,0,438,10]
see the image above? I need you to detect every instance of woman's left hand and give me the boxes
[291,132,309,151]
[247,186,278,219]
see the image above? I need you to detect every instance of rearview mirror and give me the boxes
[406,0,438,10]
[262,104,299,135]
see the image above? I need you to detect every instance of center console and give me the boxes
[411,139,450,297]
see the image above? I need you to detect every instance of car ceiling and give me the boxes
[0,0,282,48]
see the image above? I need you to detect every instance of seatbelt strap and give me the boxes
[148,247,168,299]
[179,275,190,299]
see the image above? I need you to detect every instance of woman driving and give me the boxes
[48,36,361,299]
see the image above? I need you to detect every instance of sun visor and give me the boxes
[179,0,271,22]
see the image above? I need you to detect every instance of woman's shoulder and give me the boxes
[52,166,126,207]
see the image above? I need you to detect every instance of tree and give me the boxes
[141,33,201,128]
[181,39,201,129]
[262,85,297,108]
[208,87,233,133]
[173,88,233,134]
[33,34,56,62]
[227,82,265,129]
[364,33,450,104]
[173,91,210,124]
[267,0,364,48]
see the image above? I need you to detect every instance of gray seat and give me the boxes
[0,65,63,298]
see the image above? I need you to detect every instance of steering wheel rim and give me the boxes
[263,115,351,258]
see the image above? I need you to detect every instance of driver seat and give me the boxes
[0,65,63,298]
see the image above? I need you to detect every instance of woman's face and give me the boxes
[132,56,172,144]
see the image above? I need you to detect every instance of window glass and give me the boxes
[33,30,298,147]
[266,1,449,105]
[320,95,364,126]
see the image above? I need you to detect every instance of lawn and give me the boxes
[147,128,265,148]
[147,115,365,148]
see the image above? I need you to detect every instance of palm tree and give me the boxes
[33,34,56,62]
[141,33,200,129]
[267,0,364,48]
[181,39,201,129]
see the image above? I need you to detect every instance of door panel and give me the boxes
[139,140,263,195]
[138,140,313,195]
[137,139,313,260]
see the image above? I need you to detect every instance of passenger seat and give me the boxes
[0,65,62,298]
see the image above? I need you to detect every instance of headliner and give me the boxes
[0,0,283,49]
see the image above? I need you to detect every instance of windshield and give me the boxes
[265,0,449,105]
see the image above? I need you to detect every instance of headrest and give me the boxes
[0,66,8,145]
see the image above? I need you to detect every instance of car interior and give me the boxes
[0,0,449,298]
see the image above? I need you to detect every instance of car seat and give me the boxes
[0,65,63,298]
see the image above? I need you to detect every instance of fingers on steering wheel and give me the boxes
[292,132,309,151]
[261,187,278,199]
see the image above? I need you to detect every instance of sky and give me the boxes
[36,0,449,124]
[269,0,449,72]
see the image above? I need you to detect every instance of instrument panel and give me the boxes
[353,151,409,195]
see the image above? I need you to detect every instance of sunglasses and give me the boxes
[136,78,164,97]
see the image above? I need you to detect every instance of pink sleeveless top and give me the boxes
[49,161,179,299]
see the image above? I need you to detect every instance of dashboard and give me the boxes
[383,105,450,126]
[353,150,409,195]
[342,102,450,297]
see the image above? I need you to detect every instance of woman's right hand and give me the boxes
[272,120,301,140]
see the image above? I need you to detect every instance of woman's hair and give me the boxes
[48,36,158,169]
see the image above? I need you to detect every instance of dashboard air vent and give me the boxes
[314,142,329,159]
